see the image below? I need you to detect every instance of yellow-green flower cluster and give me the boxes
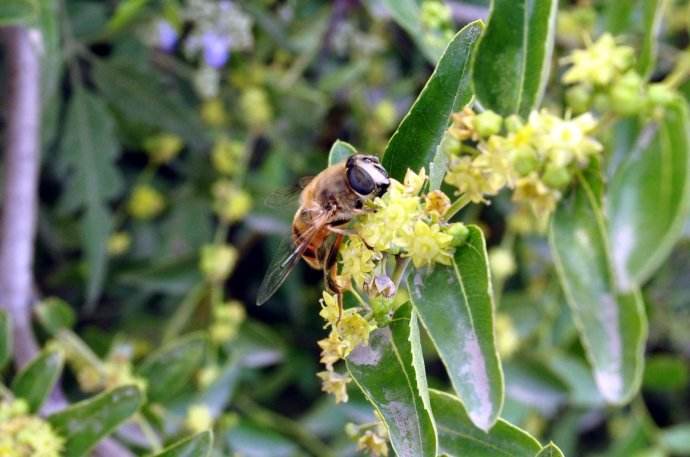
[212,180,252,222]
[346,415,390,457]
[0,400,64,457]
[185,403,213,433]
[210,300,246,344]
[143,133,184,164]
[420,0,453,48]
[127,184,166,220]
[199,243,237,283]
[354,169,464,270]
[444,107,603,227]
[560,34,678,115]
[211,136,245,175]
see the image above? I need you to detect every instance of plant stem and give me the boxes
[234,396,335,457]
[445,194,472,220]
[0,26,42,369]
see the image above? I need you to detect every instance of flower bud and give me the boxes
[127,185,165,220]
[504,114,524,133]
[441,133,462,156]
[345,422,359,438]
[445,222,469,246]
[107,232,131,256]
[144,133,184,164]
[565,85,592,113]
[489,247,516,281]
[473,110,503,138]
[200,98,228,127]
[199,244,238,282]
[610,71,645,115]
[541,163,572,189]
[511,145,540,176]
[213,181,252,222]
[185,404,213,433]
[212,137,244,175]
[241,87,272,130]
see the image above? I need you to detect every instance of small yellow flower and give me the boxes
[127,185,165,220]
[199,244,238,282]
[317,369,351,403]
[403,168,427,195]
[319,291,340,328]
[241,87,272,130]
[210,301,246,343]
[185,404,213,433]
[103,360,148,392]
[513,174,560,224]
[561,34,634,87]
[424,190,450,218]
[399,221,454,268]
[318,331,349,369]
[200,98,228,127]
[339,238,379,289]
[337,312,371,350]
[448,106,479,141]
[357,430,389,457]
[0,414,64,457]
[107,231,131,256]
[212,180,252,222]
[143,133,183,164]
[211,137,244,175]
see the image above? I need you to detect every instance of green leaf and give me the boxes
[607,99,690,290]
[59,87,122,304]
[637,0,667,79]
[11,350,64,413]
[149,431,213,457]
[92,59,207,148]
[35,297,77,335]
[366,0,444,63]
[0,310,11,370]
[430,389,541,457]
[550,172,647,404]
[137,333,207,403]
[643,355,689,392]
[327,140,357,166]
[382,21,483,181]
[472,0,557,116]
[347,303,437,457]
[537,442,565,457]
[408,225,503,431]
[0,0,37,25]
[107,0,151,33]
[545,352,603,408]
[48,385,143,457]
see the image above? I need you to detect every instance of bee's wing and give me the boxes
[255,213,327,306]
[262,176,314,209]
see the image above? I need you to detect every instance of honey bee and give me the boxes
[256,154,390,306]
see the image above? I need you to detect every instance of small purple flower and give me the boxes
[157,20,178,52]
[202,30,232,68]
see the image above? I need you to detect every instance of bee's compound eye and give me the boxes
[347,165,375,196]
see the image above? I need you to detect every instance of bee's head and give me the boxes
[345,154,390,198]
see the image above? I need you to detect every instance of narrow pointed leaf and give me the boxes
[472,0,557,116]
[149,431,213,457]
[347,303,437,457]
[11,350,64,412]
[327,140,357,166]
[0,310,10,370]
[430,389,541,457]
[409,225,503,431]
[608,99,690,290]
[637,0,667,78]
[137,333,207,403]
[382,21,483,181]
[536,443,565,457]
[48,385,143,457]
[0,0,36,25]
[550,172,647,403]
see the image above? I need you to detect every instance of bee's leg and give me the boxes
[323,234,344,324]
[327,226,357,236]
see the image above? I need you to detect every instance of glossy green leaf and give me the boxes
[92,59,207,148]
[545,352,603,408]
[48,385,143,457]
[0,310,10,370]
[347,303,437,457]
[382,21,483,181]
[11,350,64,413]
[327,140,357,166]
[150,431,213,457]
[137,333,207,403]
[59,88,122,304]
[368,0,444,63]
[550,172,647,404]
[472,0,557,116]
[409,225,503,431]
[637,0,667,78]
[35,297,76,335]
[608,99,690,290]
[537,442,565,457]
[660,424,690,455]
[0,0,37,25]
[430,389,541,457]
